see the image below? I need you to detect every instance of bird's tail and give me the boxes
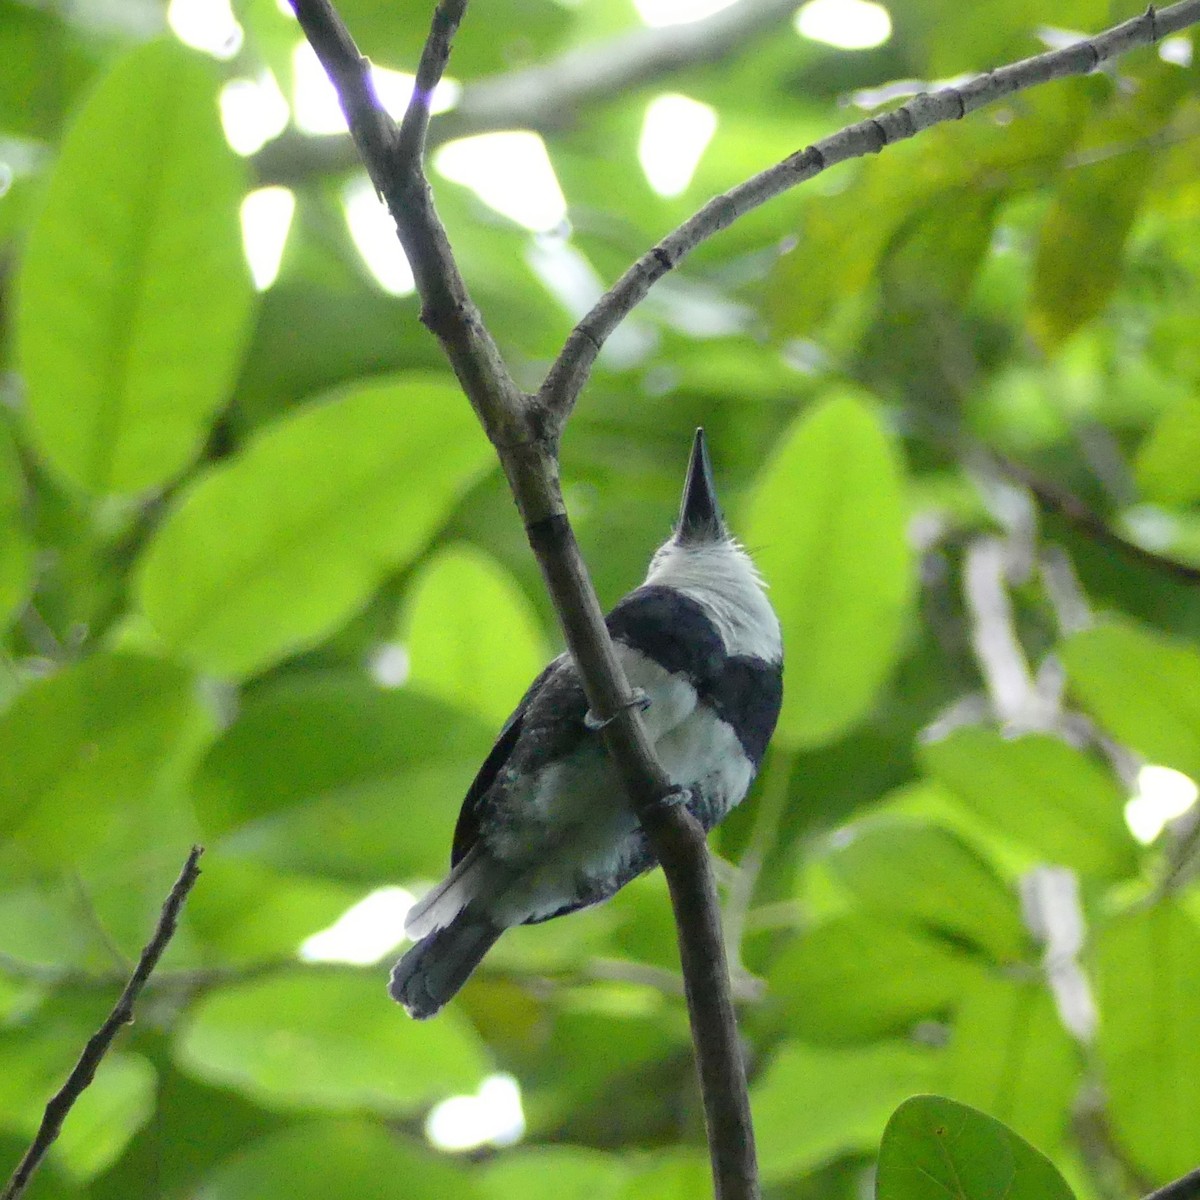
[389,912,502,1019]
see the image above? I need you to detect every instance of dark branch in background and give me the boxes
[254,0,800,186]
[992,452,1200,585]
[1146,1166,1200,1200]
[539,0,1200,423]
[287,1,1200,1197]
[0,847,203,1200]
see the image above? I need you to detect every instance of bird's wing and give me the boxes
[449,655,565,866]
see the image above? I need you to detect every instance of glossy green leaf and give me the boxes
[768,915,983,1042]
[135,375,492,677]
[400,542,548,728]
[1136,394,1200,506]
[175,972,487,1114]
[198,1120,479,1200]
[0,654,200,853]
[920,729,1136,879]
[1061,622,1200,781]
[878,1095,1074,1200]
[753,1040,936,1181]
[1095,902,1200,1181]
[17,39,253,494]
[941,977,1079,1153]
[827,819,1028,962]
[746,393,913,748]
[192,675,492,882]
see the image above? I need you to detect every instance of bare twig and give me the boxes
[254,0,800,186]
[539,1,1200,422]
[0,847,203,1200]
[992,452,1200,584]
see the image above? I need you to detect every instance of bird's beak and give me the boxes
[676,428,726,544]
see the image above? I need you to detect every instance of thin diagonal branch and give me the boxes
[538,0,1200,425]
[1,847,204,1200]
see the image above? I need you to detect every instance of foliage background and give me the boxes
[2,0,1200,1196]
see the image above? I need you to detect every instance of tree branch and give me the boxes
[0,847,203,1200]
[538,0,1200,423]
[1146,1166,1200,1200]
[254,0,801,187]
[992,452,1200,585]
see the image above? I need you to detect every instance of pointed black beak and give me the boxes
[676,428,726,544]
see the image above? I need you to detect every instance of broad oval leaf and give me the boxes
[752,1040,936,1181]
[1135,394,1200,507]
[827,819,1028,963]
[878,1095,1074,1200]
[920,728,1137,879]
[17,39,253,495]
[192,675,493,882]
[0,654,200,851]
[135,375,492,677]
[1061,622,1200,782]
[1095,902,1200,1181]
[746,393,913,748]
[174,972,487,1115]
[199,1120,479,1200]
[400,542,548,728]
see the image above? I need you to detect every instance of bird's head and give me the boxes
[642,429,780,662]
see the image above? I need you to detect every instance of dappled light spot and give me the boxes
[299,886,417,965]
[240,187,295,291]
[426,1074,526,1152]
[795,0,891,50]
[1125,764,1199,845]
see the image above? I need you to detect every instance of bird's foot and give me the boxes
[584,689,651,731]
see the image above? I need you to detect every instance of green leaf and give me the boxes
[753,1040,936,1181]
[198,1120,479,1200]
[746,392,913,748]
[1061,622,1200,781]
[767,915,983,1043]
[878,1095,1074,1200]
[827,819,1028,963]
[192,675,492,882]
[1095,902,1200,1181]
[941,977,1080,1153]
[17,39,253,495]
[1135,394,1200,507]
[0,654,201,853]
[400,543,548,728]
[481,1147,628,1200]
[920,729,1136,879]
[175,972,488,1115]
[135,375,492,677]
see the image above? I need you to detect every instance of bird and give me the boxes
[390,428,783,1019]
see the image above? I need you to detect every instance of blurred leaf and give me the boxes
[1095,901,1200,1182]
[0,654,200,854]
[0,421,34,627]
[877,1095,1074,1200]
[175,972,487,1114]
[1061,621,1200,781]
[17,39,253,494]
[198,1119,479,1200]
[920,729,1136,879]
[1135,393,1200,506]
[192,675,492,882]
[401,543,549,728]
[135,375,492,677]
[753,1039,937,1181]
[941,977,1079,1153]
[746,392,914,748]
[827,819,1028,962]
[767,914,984,1043]
[1030,153,1151,350]
[480,1146,627,1200]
